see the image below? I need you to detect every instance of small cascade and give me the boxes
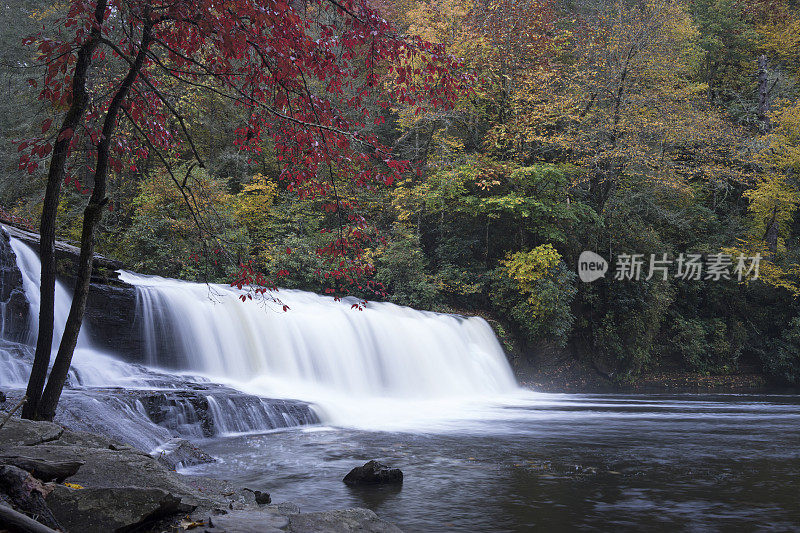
[8,237,92,347]
[0,339,33,387]
[205,395,319,435]
[55,389,319,449]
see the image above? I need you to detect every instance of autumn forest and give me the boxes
[5,0,795,388]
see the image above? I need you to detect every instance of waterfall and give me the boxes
[118,270,518,400]
[8,237,91,347]
[2,236,167,389]
[2,229,522,434]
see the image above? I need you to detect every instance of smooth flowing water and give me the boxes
[2,232,799,531]
[185,393,800,532]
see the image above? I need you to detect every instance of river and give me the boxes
[184,392,800,532]
[3,231,799,532]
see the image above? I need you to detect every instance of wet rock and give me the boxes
[0,228,30,342]
[0,443,212,508]
[0,454,83,482]
[0,417,64,447]
[266,502,300,515]
[0,464,63,530]
[84,283,142,361]
[287,508,403,533]
[47,485,192,533]
[152,438,216,470]
[0,390,6,403]
[2,223,123,279]
[343,461,403,486]
[138,391,214,437]
[254,491,271,505]
[243,488,271,505]
[206,510,289,532]
[0,419,405,533]
[55,427,132,449]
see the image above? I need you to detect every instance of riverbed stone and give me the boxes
[47,485,191,533]
[151,437,216,470]
[207,509,290,532]
[266,502,300,515]
[343,461,403,486]
[0,417,64,447]
[287,508,403,533]
[0,443,211,508]
[243,488,271,505]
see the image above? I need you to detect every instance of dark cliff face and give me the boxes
[0,229,31,342]
[0,224,146,363]
[84,283,145,363]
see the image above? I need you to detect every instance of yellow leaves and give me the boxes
[726,241,800,296]
[766,100,800,174]
[756,8,800,72]
[499,244,563,314]
[235,174,278,228]
[391,178,430,225]
[63,482,83,489]
[179,518,206,530]
[29,3,67,21]
[501,244,561,286]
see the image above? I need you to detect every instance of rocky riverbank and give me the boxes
[0,416,402,533]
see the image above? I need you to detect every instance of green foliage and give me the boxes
[766,317,800,384]
[689,0,760,109]
[119,168,247,281]
[667,316,745,374]
[493,245,577,346]
[374,230,439,308]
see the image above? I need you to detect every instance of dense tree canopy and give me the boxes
[3,0,800,392]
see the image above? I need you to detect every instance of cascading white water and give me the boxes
[1,237,161,389]
[2,230,523,431]
[118,271,518,402]
[9,237,91,347]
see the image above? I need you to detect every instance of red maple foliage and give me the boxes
[21,0,467,295]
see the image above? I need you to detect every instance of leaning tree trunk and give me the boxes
[36,22,153,422]
[22,0,108,420]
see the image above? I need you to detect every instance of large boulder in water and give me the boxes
[343,460,403,486]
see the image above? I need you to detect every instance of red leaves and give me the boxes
[57,128,74,142]
[20,0,462,306]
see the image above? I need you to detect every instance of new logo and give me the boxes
[578,251,608,282]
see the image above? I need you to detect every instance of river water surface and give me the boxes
[184,392,800,532]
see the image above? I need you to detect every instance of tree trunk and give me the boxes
[757,54,770,132]
[22,0,107,420]
[37,21,154,422]
[765,207,779,255]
